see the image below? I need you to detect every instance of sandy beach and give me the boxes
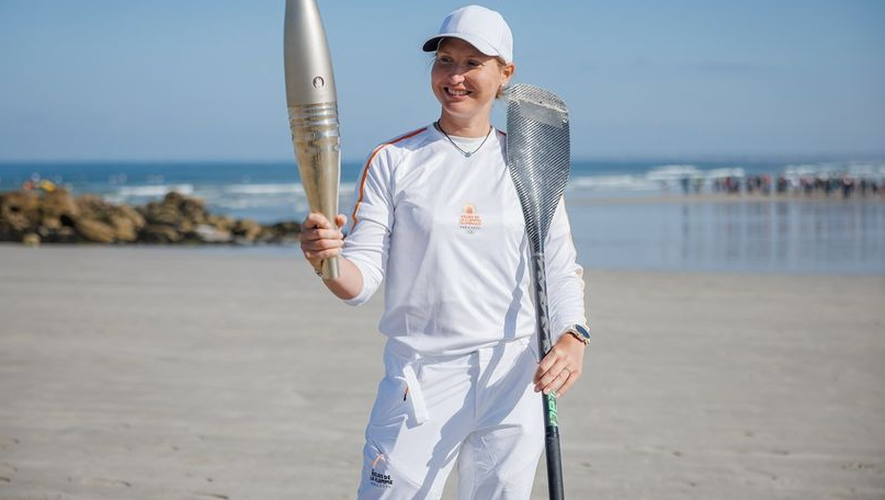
[0,244,883,499]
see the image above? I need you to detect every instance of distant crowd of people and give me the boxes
[680,173,884,199]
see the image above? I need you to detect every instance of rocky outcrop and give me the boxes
[0,191,41,237]
[0,190,301,245]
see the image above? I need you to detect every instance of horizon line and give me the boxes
[2,152,885,165]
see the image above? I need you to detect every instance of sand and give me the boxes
[569,192,885,206]
[0,244,883,499]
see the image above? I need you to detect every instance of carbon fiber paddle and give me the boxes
[506,83,571,500]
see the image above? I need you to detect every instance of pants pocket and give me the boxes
[401,363,428,425]
[379,345,430,428]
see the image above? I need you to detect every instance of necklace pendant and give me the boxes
[435,120,492,159]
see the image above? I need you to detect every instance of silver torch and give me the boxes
[284,0,341,278]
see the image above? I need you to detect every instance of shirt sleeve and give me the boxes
[544,196,589,343]
[340,147,395,306]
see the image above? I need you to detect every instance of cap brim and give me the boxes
[421,33,502,60]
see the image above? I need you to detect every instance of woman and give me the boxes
[300,5,589,499]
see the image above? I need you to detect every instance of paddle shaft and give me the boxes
[531,251,565,500]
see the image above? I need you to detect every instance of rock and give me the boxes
[139,191,208,231]
[177,219,195,235]
[110,204,146,242]
[1,189,301,247]
[39,225,78,244]
[195,224,232,243]
[163,191,186,205]
[141,201,182,226]
[207,214,236,232]
[178,196,208,224]
[41,217,62,231]
[40,189,80,230]
[256,220,301,243]
[74,194,146,242]
[22,233,40,247]
[0,191,41,237]
[117,204,146,230]
[232,219,262,243]
[75,218,116,243]
[273,220,301,234]
[140,224,181,244]
[109,214,139,242]
[76,195,114,221]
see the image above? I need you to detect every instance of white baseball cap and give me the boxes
[422,5,513,64]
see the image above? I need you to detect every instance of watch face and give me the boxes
[574,324,590,340]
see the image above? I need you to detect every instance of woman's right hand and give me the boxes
[300,212,347,272]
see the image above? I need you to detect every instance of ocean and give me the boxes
[1,159,883,275]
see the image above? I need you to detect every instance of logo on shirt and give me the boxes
[459,204,482,234]
[369,453,393,488]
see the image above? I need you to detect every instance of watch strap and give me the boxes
[565,324,591,345]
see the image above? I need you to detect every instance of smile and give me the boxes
[445,87,471,96]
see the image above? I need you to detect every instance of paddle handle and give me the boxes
[544,405,565,500]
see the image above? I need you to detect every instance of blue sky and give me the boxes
[1,0,883,162]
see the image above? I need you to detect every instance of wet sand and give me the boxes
[0,244,883,499]
[569,191,885,206]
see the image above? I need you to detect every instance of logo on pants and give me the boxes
[369,452,393,488]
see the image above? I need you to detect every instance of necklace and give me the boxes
[435,121,493,158]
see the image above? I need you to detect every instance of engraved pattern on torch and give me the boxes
[288,102,341,278]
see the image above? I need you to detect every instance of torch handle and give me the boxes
[321,257,340,279]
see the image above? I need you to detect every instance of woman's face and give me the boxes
[431,38,514,127]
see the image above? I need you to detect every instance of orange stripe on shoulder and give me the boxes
[350,127,427,227]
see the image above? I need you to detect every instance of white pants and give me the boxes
[357,336,544,499]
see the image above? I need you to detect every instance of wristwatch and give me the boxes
[565,324,591,346]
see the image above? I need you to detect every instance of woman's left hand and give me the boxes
[534,333,585,397]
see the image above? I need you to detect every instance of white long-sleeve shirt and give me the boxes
[341,124,586,356]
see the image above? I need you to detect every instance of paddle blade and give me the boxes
[505,83,571,251]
